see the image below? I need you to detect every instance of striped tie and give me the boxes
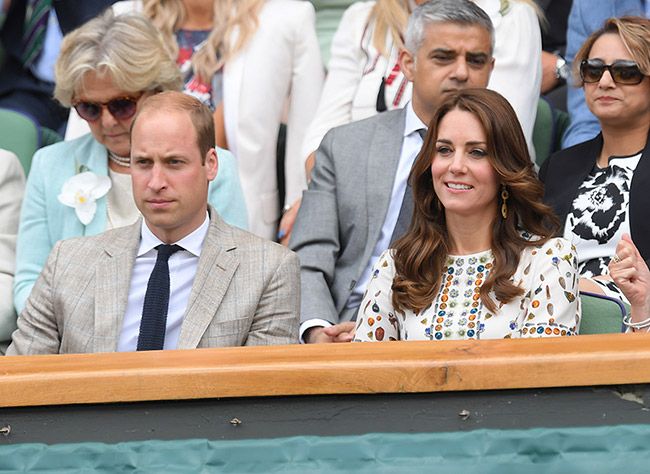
[21,0,52,68]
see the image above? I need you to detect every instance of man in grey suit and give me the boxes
[7,92,300,355]
[290,0,495,343]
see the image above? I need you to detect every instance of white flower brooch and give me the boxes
[58,167,112,225]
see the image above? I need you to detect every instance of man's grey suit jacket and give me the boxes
[290,108,407,326]
[7,209,300,355]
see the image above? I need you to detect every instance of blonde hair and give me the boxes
[368,0,409,57]
[54,10,182,107]
[143,0,264,83]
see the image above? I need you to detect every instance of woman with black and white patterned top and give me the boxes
[540,16,650,303]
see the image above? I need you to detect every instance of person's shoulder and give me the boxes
[32,134,98,167]
[325,108,404,140]
[215,146,236,168]
[555,135,600,157]
[0,149,24,180]
[211,217,297,263]
[522,235,576,259]
[540,134,602,182]
[57,223,137,253]
[376,248,396,272]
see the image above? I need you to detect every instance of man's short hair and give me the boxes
[131,91,215,162]
[404,0,495,55]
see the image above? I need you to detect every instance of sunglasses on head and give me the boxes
[73,93,143,122]
[580,59,646,85]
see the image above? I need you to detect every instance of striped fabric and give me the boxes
[21,0,52,68]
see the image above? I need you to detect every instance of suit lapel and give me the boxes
[93,221,140,352]
[362,109,406,271]
[177,214,239,349]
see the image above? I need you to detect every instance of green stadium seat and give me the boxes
[533,98,570,167]
[579,291,626,335]
[0,108,62,175]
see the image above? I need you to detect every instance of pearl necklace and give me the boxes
[108,150,130,168]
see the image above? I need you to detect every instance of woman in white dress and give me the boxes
[354,89,580,342]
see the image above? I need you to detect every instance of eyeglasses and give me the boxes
[73,93,143,122]
[580,59,646,85]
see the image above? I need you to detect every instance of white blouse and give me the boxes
[354,237,581,342]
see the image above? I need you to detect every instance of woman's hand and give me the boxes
[277,198,301,246]
[609,234,650,329]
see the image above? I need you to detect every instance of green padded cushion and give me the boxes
[310,0,357,65]
[579,291,626,335]
[0,108,39,175]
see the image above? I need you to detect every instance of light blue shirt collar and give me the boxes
[403,101,427,139]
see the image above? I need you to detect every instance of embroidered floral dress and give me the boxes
[354,237,581,342]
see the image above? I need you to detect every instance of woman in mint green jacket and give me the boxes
[13,11,247,314]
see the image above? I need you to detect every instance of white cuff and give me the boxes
[299,318,333,344]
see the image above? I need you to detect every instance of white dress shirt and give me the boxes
[117,213,209,352]
[299,102,425,340]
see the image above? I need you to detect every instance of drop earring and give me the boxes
[501,186,509,220]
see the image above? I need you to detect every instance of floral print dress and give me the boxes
[354,237,581,342]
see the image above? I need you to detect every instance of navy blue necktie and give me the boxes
[137,244,183,351]
[390,128,427,245]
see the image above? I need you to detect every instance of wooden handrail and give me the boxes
[1,333,650,407]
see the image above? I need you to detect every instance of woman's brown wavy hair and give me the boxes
[391,88,559,314]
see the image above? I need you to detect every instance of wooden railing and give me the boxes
[2,333,650,408]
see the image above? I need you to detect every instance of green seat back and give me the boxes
[0,108,40,175]
[579,291,626,335]
[533,98,570,167]
[310,0,356,65]
[0,108,62,175]
[533,98,553,167]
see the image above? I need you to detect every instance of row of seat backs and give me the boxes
[0,108,62,175]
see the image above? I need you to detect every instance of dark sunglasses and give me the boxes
[73,93,143,122]
[580,59,646,85]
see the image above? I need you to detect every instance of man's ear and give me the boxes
[400,48,416,82]
[205,148,218,181]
